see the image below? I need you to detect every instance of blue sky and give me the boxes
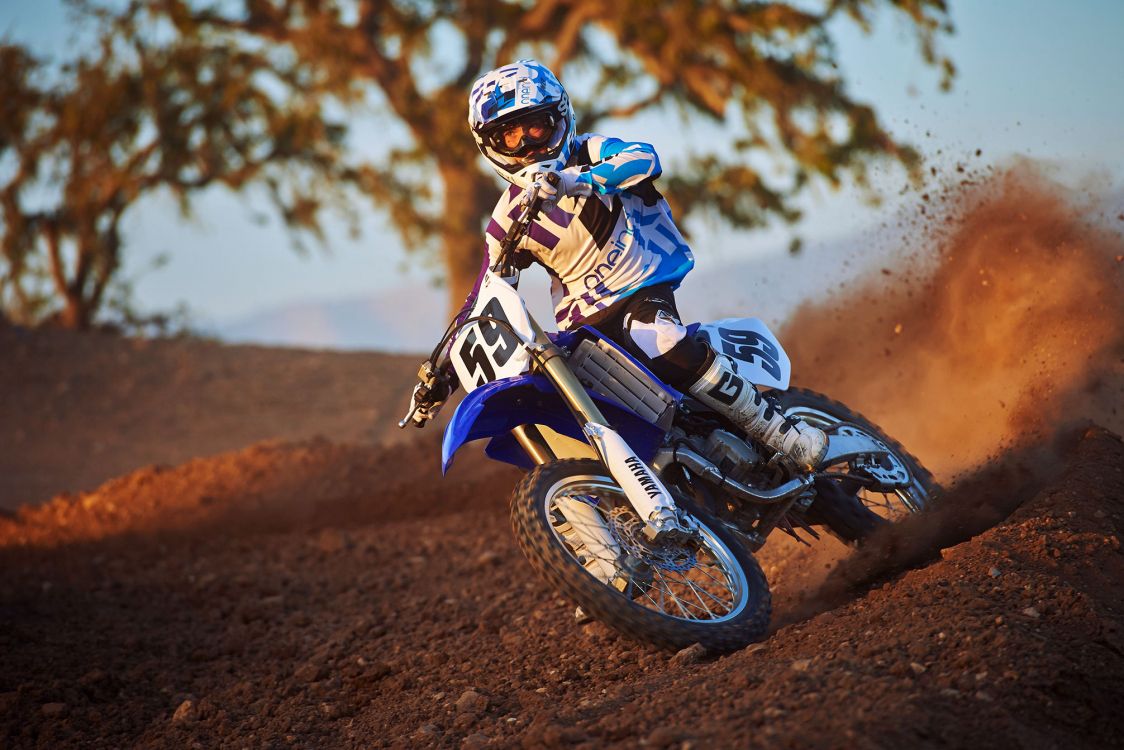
[2,1,1123,330]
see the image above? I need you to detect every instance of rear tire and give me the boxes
[511,459,771,651]
[774,388,939,543]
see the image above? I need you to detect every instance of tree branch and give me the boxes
[87,210,122,316]
[41,219,68,304]
[582,89,664,131]
[454,17,487,89]
[355,0,433,135]
[495,0,565,62]
[550,1,598,71]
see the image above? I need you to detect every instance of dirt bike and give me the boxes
[400,180,937,651]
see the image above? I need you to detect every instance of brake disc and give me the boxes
[608,506,697,572]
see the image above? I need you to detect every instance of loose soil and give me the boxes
[1,163,1122,748]
[0,328,421,512]
[1,427,1121,749]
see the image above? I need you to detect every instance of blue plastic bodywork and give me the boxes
[441,328,682,473]
[441,375,665,472]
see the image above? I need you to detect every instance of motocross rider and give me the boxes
[411,59,827,472]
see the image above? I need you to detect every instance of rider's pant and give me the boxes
[584,284,714,389]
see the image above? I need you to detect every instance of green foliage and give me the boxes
[1,0,954,326]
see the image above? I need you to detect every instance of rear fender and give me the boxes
[442,374,665,473]
[694,317,791,390]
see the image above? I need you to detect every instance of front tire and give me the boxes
[511,459,771,651]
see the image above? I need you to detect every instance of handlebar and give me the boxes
[492,171,559,278]
[399,171,559,430]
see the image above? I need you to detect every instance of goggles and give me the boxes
[484,112,557,158]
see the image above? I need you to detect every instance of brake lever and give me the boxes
[397,404,420,430]
[397,361,441,429]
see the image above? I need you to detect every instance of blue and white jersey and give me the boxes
[465,133,694,329]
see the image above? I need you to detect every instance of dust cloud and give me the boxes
[761,162,1123,620]
[782,161,1124,484]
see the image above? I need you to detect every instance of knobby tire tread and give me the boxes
[510,459,771,652]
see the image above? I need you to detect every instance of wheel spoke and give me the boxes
[683,568,736,611]
[694,562,731,588]
[542,474,749,624]
[680,572,732,608]
[673,572,719,617]
[636,585,661,609]
[652,572,675,616]
[653,568,696,620]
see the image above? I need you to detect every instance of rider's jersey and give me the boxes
[461,133,694,329]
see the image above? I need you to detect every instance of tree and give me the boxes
[0,2,362,328]
[172,0,952,306]
[2,0,954,328]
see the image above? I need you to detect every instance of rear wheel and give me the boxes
[511,459,771,651]
[774,388,939,542]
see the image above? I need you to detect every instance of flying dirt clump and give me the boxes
[783,160,1124,484]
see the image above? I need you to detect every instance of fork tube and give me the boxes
[545,353,607,425]
[511,425,555,465]
[527,318,610,426]
[532,345,608,426]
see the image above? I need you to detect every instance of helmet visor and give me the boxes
[483,112,558,159]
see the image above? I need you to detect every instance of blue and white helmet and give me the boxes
[468,59,576,188]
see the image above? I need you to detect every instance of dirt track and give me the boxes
[2,163,1123,748]
[2,426,1122,748]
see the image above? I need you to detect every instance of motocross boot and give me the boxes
[688,354,827,472]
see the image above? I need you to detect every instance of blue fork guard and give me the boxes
[441,373,665,473]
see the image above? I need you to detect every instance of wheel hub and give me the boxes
[834,425,911,487]
[608,506,697,572]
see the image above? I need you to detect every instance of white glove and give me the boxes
[520,168,592,211]
[401,362,452,428]
[407,381,446,427]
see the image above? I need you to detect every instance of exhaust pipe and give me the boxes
[652,446,813,505]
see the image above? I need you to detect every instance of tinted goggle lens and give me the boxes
[486,114,556,156]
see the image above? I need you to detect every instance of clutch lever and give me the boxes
[397,397,422,429]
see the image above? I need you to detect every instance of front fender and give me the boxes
[441,374,665,473]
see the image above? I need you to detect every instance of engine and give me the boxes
[695,429,763,485]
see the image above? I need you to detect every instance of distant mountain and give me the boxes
[215,285,447,352]
[212,230,894,352]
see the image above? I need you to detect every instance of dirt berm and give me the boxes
[0,426,1121,749]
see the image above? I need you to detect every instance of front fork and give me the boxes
[513,328,693,539]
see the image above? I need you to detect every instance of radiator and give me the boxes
[568,338,677,428]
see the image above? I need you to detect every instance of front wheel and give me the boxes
[511,459,771,651]
[774,388,940,543]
